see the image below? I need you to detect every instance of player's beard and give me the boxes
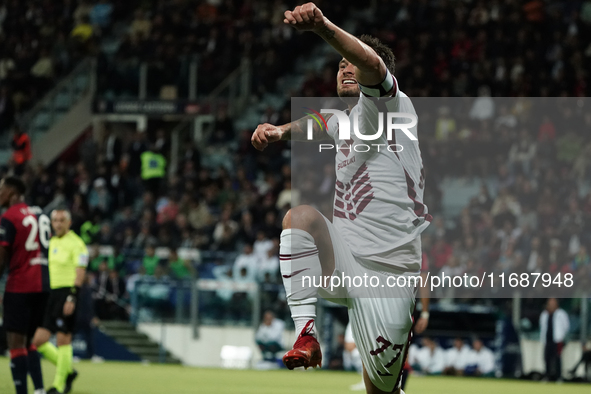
[337,85,360,107]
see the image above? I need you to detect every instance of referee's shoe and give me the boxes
[64,370,79,393]
[46,370,77,394]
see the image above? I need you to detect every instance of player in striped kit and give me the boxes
[251,3,430,393]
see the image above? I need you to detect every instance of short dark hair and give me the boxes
[359,34,396,75]
[3,176,26,195]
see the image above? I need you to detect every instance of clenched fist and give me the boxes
[251,123,283,151]
[284,2,326,32]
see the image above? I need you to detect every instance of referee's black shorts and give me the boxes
[42,287,78,334]
[3,292,48,337]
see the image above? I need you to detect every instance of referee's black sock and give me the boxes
[28,345,45,390]
[10,348,28,394]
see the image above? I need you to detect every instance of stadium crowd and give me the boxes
[299,0,591,98]
[419,98,591,297]
[3,0,591,130]
[97,0,350,98]
[0,0,140,133]
[407,337,496,377]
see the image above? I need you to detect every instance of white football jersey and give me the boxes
[325,79,431,272]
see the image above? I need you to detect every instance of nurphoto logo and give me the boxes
[305,109,418,141]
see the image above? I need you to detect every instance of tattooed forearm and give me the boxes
[317,26,336,41]
[281,114,334,141]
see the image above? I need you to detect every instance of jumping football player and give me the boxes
[251,3,431,393]
[0,176,51,394]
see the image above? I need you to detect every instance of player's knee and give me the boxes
[56,333,72,346]
[32,328,50,347]
[283,205,322,232]
[282,209,292,230]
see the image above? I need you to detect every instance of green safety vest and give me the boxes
[141,151,166,180]
[80,221,100,244]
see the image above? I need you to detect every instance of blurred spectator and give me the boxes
[213,264,235,304]
[11,126,31,175]
[258,241,279,283]
[90,0,113,31]
[540,298,570,381]
[130,10,151,39]
[168,249,194,280]
[276,179,299,211]
[469,87,494,120]
[212,264,254,322]
[93,261,110,319]
[538,116,556,141]
[133,222,156,249]
[464,339,495,377]
[435,107,456,141]
[31,171,54,208]
[233,244,259,280]
[572,246,590,271]
[444,338,471,376]
[88,178,112,214]
[154,129,169,156]
[104,269,128,320]
[142,245,160,276]
[72,15,94,42]
[156,194,179,225]
[74,1,93,25]
[253,230,274,262]
[103,128,122,167]
[94,260,128,320]
[141,144,167,196]
[127,132,148,178]
[76,274,103,361]
[30,49,54,87]
[236,210,256,245]
[431,237,453,269]
[126,266,146,296]
[180,143,201,175]
[80,213,102,244]
[212,208,239,251]
[255,311,284,363]
[509,132,536,175]
[89,244,106,271]
[409,337,446,375]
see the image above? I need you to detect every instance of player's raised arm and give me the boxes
[251,114,333,151]
[284,2,387,87]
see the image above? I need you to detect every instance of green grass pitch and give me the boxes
[0,358,589,394]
